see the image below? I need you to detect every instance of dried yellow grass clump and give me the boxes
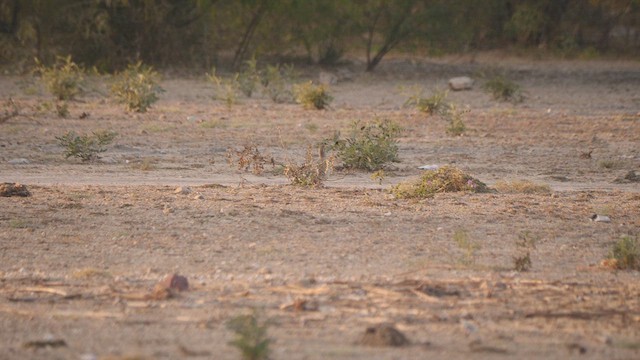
[494,180,551,194]
[391,166,490,199]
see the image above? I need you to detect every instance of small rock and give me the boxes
[591,214,611,223]
[357,324,409,347]
[0,183,31,197]
[162,205,174,214]
[193,194,204,200]
[418,164,439,170]
[318,71,338,86]
[175,186,192,195]
[8,158,29,165]
[448,76,474,91]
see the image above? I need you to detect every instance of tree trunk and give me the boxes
[231,1,267,71]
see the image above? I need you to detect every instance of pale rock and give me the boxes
[8,158,29,165]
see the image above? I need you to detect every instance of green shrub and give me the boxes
[608,235,639,270]
[111,62,163,112]
[293,81,332,110]
[56,130,117,162]
[329,119,401,171]
[227,312,272,360]
[483,75,524,103]
[391,165,490,199]
[35,55,84,101]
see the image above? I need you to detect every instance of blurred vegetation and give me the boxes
[0,0,638,73]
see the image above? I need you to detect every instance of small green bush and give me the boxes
[454,229,479,266]
[35,55,84,101]
[391,165,490,199]
[329,119,401,171]
[608,235,639,270]
[293,81,332,110]
[483,75,524,103]
[227,312,272,360]
[111,62,162,112]
[56,130,117,162]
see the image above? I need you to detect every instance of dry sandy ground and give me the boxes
[0,56,639,359]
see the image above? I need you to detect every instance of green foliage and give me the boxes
[483,75,524,103]
[329,119,401,171]
[293,81,332,110]
[608,235,640,270]
[391,165,490,199]
[35,56,84,101]
[226,312,272,360]
[56,130,117,162]
[111,62,163,112]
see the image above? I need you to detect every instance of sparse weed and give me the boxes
[284,145,334,187]
[56,130,117,162]
[328,119,401,171]
[495,179,551,194]
[293,81,332,110]
[227,311,272,360]
[35,55,84,101]
[607,235,639,270]
[454,229,479,266]
[226,145,274,175]
[483,75,524,103]
[391,165,490,199]
[111,62,163,112]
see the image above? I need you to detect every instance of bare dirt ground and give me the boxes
[1,55,639,359]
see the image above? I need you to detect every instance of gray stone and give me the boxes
[448,76,474,91]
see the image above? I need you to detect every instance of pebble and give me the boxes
[193,194,204,200]
[448,76,474,91]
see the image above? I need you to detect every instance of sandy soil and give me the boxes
[1,57,639,359]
